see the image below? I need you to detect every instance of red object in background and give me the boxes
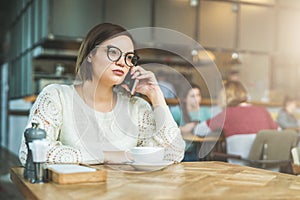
[165,57,171,63]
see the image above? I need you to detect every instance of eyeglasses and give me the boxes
[95,45,139,67]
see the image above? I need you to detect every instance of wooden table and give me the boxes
[182,132,220,142]
[10,161,300,199]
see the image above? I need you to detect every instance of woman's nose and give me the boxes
[115,57,126,67]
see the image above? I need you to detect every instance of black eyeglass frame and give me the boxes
[95,45,140,67]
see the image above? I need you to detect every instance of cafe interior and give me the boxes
[2,0,300,199]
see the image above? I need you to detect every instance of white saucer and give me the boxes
[130,161,174,171]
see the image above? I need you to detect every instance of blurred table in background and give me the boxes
[182,132,224,161]
[182,132,220,143]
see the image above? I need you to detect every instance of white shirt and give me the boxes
[19,84,185,164]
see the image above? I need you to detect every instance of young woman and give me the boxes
[171,84,212,161]
[172,84,211,133]
[19,23,185,164]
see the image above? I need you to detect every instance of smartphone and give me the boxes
[123,72,138,95]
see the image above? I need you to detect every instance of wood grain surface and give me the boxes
[10,161,300,200]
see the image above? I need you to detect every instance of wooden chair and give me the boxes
[212,129,298,172]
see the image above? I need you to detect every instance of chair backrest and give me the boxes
[291,147,300,165]
[291,147,300,174]
[248,129,298,169]
[226,133,256,165]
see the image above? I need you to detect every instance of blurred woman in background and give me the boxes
[172,84,212,161]
[193,81,278,138]
[172,84,211,130]
[193,81,278,164]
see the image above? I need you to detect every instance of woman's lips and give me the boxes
[112,69,124,76]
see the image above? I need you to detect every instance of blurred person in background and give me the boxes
[171,83,212,161]
[193,81,278,138]
[157,70,177,99]
[227,70,240,82]
[277,96,300,131]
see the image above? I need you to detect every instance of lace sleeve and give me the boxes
[19,85,82,165]
[137,104,185,162]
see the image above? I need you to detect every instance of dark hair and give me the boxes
[181,83,201,123]
[75,23,134,82]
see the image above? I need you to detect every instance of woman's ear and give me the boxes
[87,55,92,63]
[87,52,94,63]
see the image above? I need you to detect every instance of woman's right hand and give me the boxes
[130,66,166,107]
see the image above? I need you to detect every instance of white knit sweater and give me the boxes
[19,84,185,164]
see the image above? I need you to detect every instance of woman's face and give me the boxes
[89,35,134,86]
[287,101,297,113]
[186,88,201,108]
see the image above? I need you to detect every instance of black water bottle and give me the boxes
[24,123,46,183]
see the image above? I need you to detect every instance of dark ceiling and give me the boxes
[0,0,14,64]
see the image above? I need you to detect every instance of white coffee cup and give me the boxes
[103,150,133,164]
[129,147,165,163]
